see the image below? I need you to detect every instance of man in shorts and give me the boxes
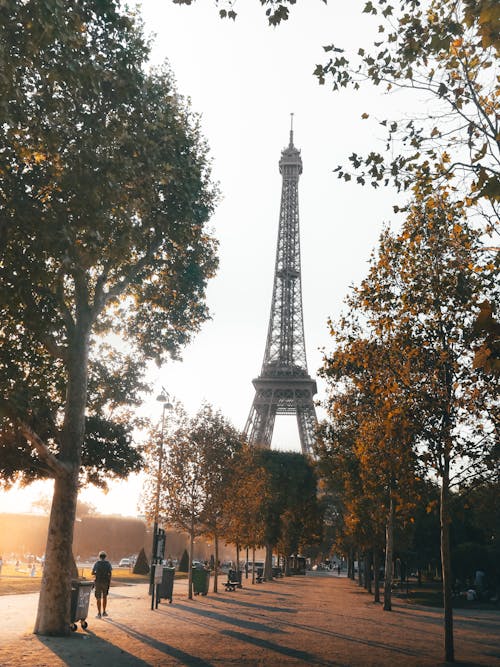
[92,551,112,618]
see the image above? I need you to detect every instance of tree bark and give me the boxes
[265,543,273,580]
[383,494,394,611]
[373,549,380,603]
[365,552,372,594]
[34,468,79,635]
[34,325,90,635]
[213,533,219,593]
[188,524,194,599]
[357,551,363,587]
[441,459,454,662]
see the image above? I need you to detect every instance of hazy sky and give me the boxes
[1,0,412,516]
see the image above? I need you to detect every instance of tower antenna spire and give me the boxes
[289,112,294,146]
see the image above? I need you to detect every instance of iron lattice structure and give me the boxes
[244,124,317,455]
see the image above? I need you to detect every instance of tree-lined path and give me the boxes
[1,573,499,666]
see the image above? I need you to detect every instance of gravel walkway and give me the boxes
[1,572,499,666]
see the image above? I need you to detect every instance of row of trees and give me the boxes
[315,187,498,658]
[140,403,322,597]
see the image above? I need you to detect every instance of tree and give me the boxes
[315,0,499,224]
[221,444,269,583]
[133,548,150,575]
[143,406,208,599]
[1,0,217,635]
[255,450,322,578]
[356,187,496,660]
[190,403,242,592]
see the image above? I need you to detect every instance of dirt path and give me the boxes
[1,572,499,666]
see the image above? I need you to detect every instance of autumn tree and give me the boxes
[194,404,242,592]
[363,187,495,660]
[144,406,206,600]
[0,0,217,635]
[221,444,269,583]
[254,450,322,578]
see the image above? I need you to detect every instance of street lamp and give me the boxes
[150,388,173,605]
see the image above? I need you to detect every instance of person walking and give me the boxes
[92,551,112,618]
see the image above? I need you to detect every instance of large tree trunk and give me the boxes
[357,551,363,587]
[34,468,79,635]
[441,459,454,662]
[34,328,89,635]
[383,494,394,611]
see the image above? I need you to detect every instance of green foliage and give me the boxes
[255,450,322,554]
[133,548,150,575]
[0,0,218,487]
[172,0,327,26]
[316,0,499,226]
[178,548,190,572]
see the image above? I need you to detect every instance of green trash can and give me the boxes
[192,567,210,595]
[158,566,175,603]
[70,580,94,631]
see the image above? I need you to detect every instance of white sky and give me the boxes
[1,0,411,517]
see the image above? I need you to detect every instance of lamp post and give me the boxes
[150,389,173,607]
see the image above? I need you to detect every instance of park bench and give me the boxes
[223,578,240,592]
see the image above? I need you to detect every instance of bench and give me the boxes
[223,580,240,592]
[255,574,265,583]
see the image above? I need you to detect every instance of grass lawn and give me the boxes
[0,563,187,596]
[393,581,499,610]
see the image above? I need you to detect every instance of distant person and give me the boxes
[338,564,341,576]
[92,551,112,618]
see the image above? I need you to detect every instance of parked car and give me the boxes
[118,557,132,568]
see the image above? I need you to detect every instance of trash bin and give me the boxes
[158,566,175,603]
[228,569,242,588]
[272,566,283,578]
[70,579,94,631]
[192,567,210,595]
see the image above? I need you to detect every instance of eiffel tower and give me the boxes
[244,118,317,455]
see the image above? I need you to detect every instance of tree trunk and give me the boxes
[214,533,219,593]
[265,543,273,580]
[347,551,354,579]
[252,546,256,584]
[373,550,380,603]
[34,468,79,635]
[383,494,394,611]
[357,552,362,587]
[188,528,194,599]
[441,459,454,662]
[365,552,372,594]
[34,327,90,635]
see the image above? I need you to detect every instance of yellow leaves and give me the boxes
[361,112,369,119]
[441,151,451,164]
